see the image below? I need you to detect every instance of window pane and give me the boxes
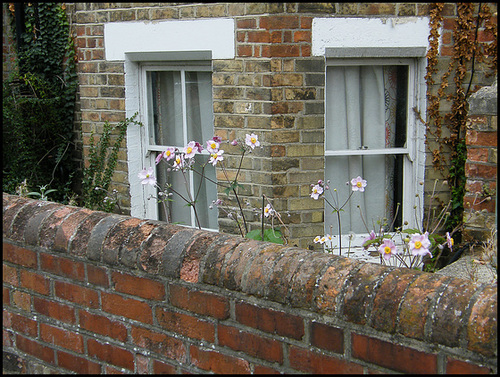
[157,162,191,226]
[148,69,218,229]
[325,65,408,151]
[157,155,218,229]
[185,71,213,143]
[324,155,403,234]
[325,64,408,236]
[148,71,184,146]
[192,154,218,229]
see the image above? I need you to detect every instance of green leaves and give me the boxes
[224,180,243,196]
[245,228,284,244]
[2,3,77,204]
[401,228,421,235]
[82,113,142,212]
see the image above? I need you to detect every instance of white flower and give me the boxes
[172,154,185,170]
[446,232,454,250]
[138,167,156,186]
[409,232,432,257]
[184,141,198,159]
[163,147,176,161]
[378,239,398,260]
[245,133,260,149]
[208,150,224,166]
[350,176,367,192]
[264,204,274,218]
[310,184,323,200]
[206,139,220,154]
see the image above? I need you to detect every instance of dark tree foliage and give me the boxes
[3,3,77,203]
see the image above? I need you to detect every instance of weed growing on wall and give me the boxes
[82,113,142,212]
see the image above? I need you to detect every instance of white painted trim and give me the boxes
[104,19,235,60]
[312,17,433,56]
[323,57,427,237]
[118,19,234,220]
[124,59,149,219]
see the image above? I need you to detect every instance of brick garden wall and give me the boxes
[3,193,497,374]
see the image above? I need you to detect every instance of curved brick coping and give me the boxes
[2,193,497,358]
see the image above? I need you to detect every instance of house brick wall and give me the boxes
[2,3,497,248]
[463,80,497,241]
[3,193,497,374]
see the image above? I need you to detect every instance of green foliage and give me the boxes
[446,138,467,233]
[81,113,142,212]
[224,180,244,196]
[18,3,69,77]
[2,3,77,204]
[26,185,58,201]
[245,228,284,244]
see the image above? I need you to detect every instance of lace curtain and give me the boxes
[325,65,399,234]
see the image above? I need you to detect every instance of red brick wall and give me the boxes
[463,81,497,240]
[3,193,497,374]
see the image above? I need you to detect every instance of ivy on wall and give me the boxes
[2,2,77,203]
[424,2,497,239]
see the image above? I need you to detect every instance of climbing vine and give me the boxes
[2,3,77,203]
[424,3,497,239]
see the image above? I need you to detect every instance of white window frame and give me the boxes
[324,47,427,248]
[106,18,235,222]
[138,62,216,229]
[124,52,220,230]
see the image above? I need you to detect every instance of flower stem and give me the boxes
[336,210,342,256]
[180,169,202,229]
[220,160,248,234]
[261,195,265,241]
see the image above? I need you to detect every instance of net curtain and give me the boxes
[325,66,397,234]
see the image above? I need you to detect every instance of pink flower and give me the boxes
[206,139,220,154]
[351,176,367,192]
[208,150,224,166]
[194,141,203,153]
[231,139,238,146]
[409,232,432,257]
[245,133,260,149]
[155,151,165,165]
[212,136,222,143]
[378,239,398,260]
[163,147,176,161]
[363,230,377,249]
[446,232,454,250]
[310,184,324,200]
[184,141,198,159]
[138,167,156,186]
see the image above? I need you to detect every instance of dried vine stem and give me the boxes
[424,3,497,233]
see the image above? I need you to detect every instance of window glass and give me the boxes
[325,64,409,236]
[146,69,218,229]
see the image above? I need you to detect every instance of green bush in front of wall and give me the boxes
[2,3,77,204]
